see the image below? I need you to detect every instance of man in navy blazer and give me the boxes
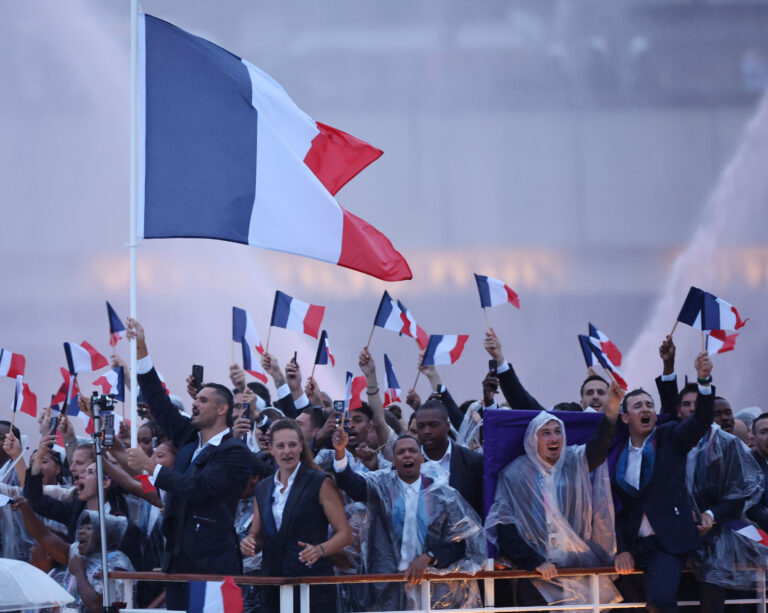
[126,318,251,610]
[613,351,715,613]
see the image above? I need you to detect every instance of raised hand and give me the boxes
[694,350,713,381]
[483,328,504,362]
[659,335,676,375]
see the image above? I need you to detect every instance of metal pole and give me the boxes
[758,567,766,613]
[92,402,111,608]
[591,572,600,613]
[299,583,310,613]
[128,0,139,449]
[279,584,293,613]
[420,579,431,613]
[483,557,495,609]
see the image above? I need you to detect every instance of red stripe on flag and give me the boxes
[600,340,623,367]
[303,122,383,196]
[220,575,244,613]
[710,330,738,353]
[134,474,156,493]
[505,286,520,309]
[415,326,429,351]
[338,209,412,282]
[245,369,269,384]
[21,384,37,417]
[731,306,749,330]
[85,418,95,435]
[349,376,367,411]
[303,305,325,339]
[8,353,26,378]
[80,341,108,370]
[449,335,469,364]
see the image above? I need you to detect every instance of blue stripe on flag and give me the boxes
[474,274,492,309]
[373,291,395,327]
[677,287,704,327]
[232,307,247,342]
[270,291,292,329]
[143,15,256,244]
[187,580,206,613]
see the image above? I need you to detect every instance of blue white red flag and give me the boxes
[373,291,403,333]
[677,286,748,332]
[474,274,520,309]
[725,520,768,546]
[314,330,335,367]
[51,368,81,416]
[11,375,37,418]
[64,341,109,375]
[232,307,267,383]
[187,576,243,613]
[347,374,366,411]
[92,366,125,402]
[706,330,739,354]
[588,323,622,367]
[138,14,411,282]
[397,300,429,350]
[578,335,595,368]
[270,291,325,339]
[383,354,401,406]
[579,335,628,390]
[422,334,469,366]
[0,349,25,378]
[106,302,125,347]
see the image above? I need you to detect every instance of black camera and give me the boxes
[90,392,116,448]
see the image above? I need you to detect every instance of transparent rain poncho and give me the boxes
[57,511,135,610]
[485,411,621,606]
[686,424,768,590]
[455,401,484,453]
[350,468,486,611]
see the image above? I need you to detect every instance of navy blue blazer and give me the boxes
[138,367,251,574]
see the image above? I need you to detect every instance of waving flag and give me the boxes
[677,287,748,332]
[232,307,267,382]
[314,330,335,367]
[106,302,126,347]
[422,334,469,366]
[373,291,404,333]
[383,354,401,406]
[92,366,125,402]
[10,375,37,418]
[578,335,595,368]
[579,334,628,390]
[138,14,410,282]
[64,341,109,375]
[397,300,429,350]
[588,323,622,367]
[270,291,325,338]
[188,576,243,613]
[0,349,25,378]
[51,368,81,416]
[345,372,367,411]
[707,330,739,354]
[474,274,520,309]
[726,520,768,546]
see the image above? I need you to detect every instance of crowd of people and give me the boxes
[1,316,766,613]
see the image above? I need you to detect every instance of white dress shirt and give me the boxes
[397,476,422,570]
[625,436,655,537]
[272,463,301,531]
[421,440,452,482]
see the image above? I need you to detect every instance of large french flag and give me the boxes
[588,323,622,367]
[0,349,25,378]
[270,291,325,338]
[677,286,748,332]
[106,302,126,347]
[92,366,125,402]
[314,330,335,367]
[474,274,520,309]
[422,334,469,366]
[64,341,109,375]
[188,576,243,613]
[232,307,267,382]
[383,353,401,406]
[397,300,429,350]
[138,14,411,282]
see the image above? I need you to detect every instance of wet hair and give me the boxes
[416,399,450,420]
[0,420,21,441]
[621,388,653,413]
[579,375,609,398]
[268,418,319,469]
[247,382,271,406]
[752,413,768,434]
[383,410,402,435]
[351,403,373,422]
[201,383,234,427]
[393,433,420,452]
[676,383,699,407]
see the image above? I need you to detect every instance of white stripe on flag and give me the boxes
[69,344,93,374]
[487,278,509,307]
[0,352,10,376]
[286,298,310,332]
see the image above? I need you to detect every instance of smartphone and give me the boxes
[191,364,204,391]
[488,359,498,375]
[291,351,298,365]
[49,415,59,435]
[241,401,250,422]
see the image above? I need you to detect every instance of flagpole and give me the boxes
[669,320,679,337]
[128,0,139,449]
[265,326,272,354]
[702,331,707,352]
[365,325,375,349]
[482,307,490,331]
[411,369,421,394]
[310,363,317,380]
[231,341,236,364]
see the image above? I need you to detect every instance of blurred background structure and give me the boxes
[1,0,767,439]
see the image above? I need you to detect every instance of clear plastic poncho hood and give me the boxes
[486,411,621,606]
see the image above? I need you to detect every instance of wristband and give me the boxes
[697,376,712,385]
[319,544,326,557]
[366,387,379,395]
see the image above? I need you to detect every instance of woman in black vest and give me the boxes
[241,419,351,613]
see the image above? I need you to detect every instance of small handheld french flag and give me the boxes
[188,576,243,613]
[92,366,125,402]
[588,323,622,367]
[383,354,401,406]
[314,330,335,367]
[578,334,628,390]
[346,372,366,411]
[11,375,37,418]
[64,341,109,375]
[396,300,429,350]
[677,287,748,332]
[232,307,267,383]
[422,334,469,366]
[474,274,520,309]
[578,335,595,368]
[106,301,126,347]
[270,291,325,339]
[707,330,739,354]
[373,291,403,333]
[52,368,81,416]
[0,349,26,378]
